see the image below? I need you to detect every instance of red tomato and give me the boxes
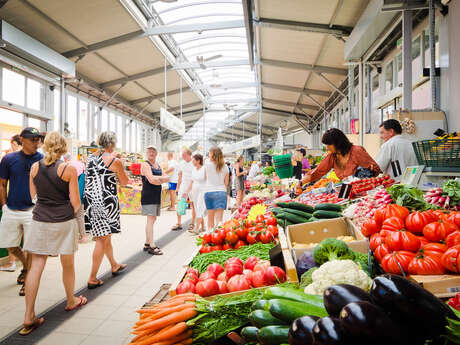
[255,215,265,224]
[199,271,216,281]
[176,280,196,295]
[243,269,253,284]
[195,279,220,297]
[420,242,447,259]
[263,266,286,285]
[212,231,225,245]
[434,210,450,221]
[408,254,445,275]
[447,231,460,248]
[417,236,431,247]
[216,280,228,294]
[442,245,460,272]
[386,230,421,252]
[381,251,416,274]
[374,243,392,262]
[267,225,279,237]
[253,260,270,272]
[222,243,233,250]
[234,240,246,249]
[266,217,277,226]
[246,231,259,244]
[236,227,248,240]
[227,275,251,292]
[369,233,384,251]
[200,245,213,254]
[217,272,227,281]
[361,219,381,237]
[225,231,238,244]
[374,204,410,225]
[405,211,433,233]
[244,256,259,271]
[202,233,212,245]
[259,230,273,244]
[207,263,224,276]
[225,263,244,278]
[212,245,223,251]
[381,217,405,232]
[422,210,439,223]
[251,270,265,287]
[423,221,459,242]
[225,257,243,267]
[183,273,198,285]
[448,212,460,227]
[186,268,199,277]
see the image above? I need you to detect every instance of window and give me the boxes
[110,112,116,132]
[126,122,131,152]
[131,122,136,153]
[372,74,379,92]
[137,124,142,153]
[79,101,88,142]
[101,109,108,132]
[424,24,440,68]
[385,62,394,92]
[3,68,25,106]
[67,95,77,137]
[28,117,41,130]
[26,78,42,111]
[117,116,123,149]
[397,53,402,72]
[413,36,421,60]
[54,89,61,133]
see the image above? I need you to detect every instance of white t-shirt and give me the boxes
[179,160,193,189]
[205,161,228,192]
[168,159,179,183]
[248,163,260,178]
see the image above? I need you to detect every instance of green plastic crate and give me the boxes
[273,154,293,179]
[412,139,460,168]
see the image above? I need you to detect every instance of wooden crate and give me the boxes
[142,283,172,309]
[410,275,460,298]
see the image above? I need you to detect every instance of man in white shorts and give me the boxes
[165,152,179,211]
[0,127,43,296]
[172,149,193,231]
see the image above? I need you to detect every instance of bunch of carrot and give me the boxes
[129,293,197,345]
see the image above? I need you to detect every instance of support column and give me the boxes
[429,0,439,110]
[60,77,66,135]
[348,65,354,134]
[402,10,413,110]
[358,62,365,146]
[366,65,372,133]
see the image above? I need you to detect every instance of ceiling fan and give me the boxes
[196,54,223,69]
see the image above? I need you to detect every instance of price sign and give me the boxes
[338,183,353,199]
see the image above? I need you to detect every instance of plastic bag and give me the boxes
[177,197,187,216]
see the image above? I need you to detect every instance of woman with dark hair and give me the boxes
[302,128,380,184]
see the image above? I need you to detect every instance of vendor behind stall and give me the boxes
[302,128,381,184]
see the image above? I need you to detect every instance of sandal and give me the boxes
[143,243,151,251]
[19,317,45,336]
[17,269,26,285]
[65,296,88,311]
[19,284,25,296]
[147,246,163,255]
[87,280,104,290]
[187,224,195,232]
[112,264,127,276]
[171,224,182,231]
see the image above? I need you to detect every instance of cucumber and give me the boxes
[276,202,314,213]
[256,326,289,345]
[268,299,328,322]
[280,208,312,219]
[276,212,309,224]
[252,299,271,311]
[307,217,319,222]
[277,218,293,227]
[272,208,285,215]
[314,203,343,212]
[263,287,324,307]
[312,210,342,219]
[241,326,259,342]
[249,310,288,328]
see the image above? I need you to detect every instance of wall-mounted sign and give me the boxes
[160,107,185,136]
[222,135,260,154]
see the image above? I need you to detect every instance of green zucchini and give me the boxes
[249,310,287,328]
[314,203,343,212]
[256,326,289,345]
[276,212,309,224]
[241,326,259,342]
[263,287,324,306]
[312,210,342,219]
[307,217,319,222]
[252,299,271,311]
[268,299,328,323]
[280,208,312,219]
[277,218,293,227]
[272,208,285,215]
[276,202,314,213]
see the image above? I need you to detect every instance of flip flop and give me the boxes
[112,264,127,276]
[148,246,163,255]
[171,224,182,231]
[65,296,88,311]
[87,280,104,290]
[19,284,25,297]
[17,269,26,285]
[19,317,45,336]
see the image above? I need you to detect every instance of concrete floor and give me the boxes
[0,209,208,345]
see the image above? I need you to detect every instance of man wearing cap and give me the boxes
[0,127,43,296]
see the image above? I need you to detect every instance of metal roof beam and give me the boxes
[207,98,259,105]
[130,87,191,105]
[194,81,259,90]
[261,58,348,76]
[263,98,319,111]
[242,0,255,69]
[172,59,251,70]
[151,101,202,117]
[254,17,352,36]
[262,107,310,120]
[62,20,245,58]
[100,66,170,88]
[261,82,331,97]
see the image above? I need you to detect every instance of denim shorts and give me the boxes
[168,182,177,191]
[204,191,227,210]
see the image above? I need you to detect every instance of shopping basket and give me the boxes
[273,154,293,179]
[412,139,460,168]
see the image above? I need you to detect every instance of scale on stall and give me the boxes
[401,165,460,190]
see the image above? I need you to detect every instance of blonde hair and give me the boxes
[98,131,117,149]
[183,148,192,156]
[236,155,244,163]
[43,131,67,165]
[209,146,224,172]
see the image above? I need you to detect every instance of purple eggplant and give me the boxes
[323,284,372,318]
[288,316,319,345]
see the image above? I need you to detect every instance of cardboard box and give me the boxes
[286,217,368,263]
[410,275,460,298]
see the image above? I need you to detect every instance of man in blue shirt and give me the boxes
[0,127,43,296]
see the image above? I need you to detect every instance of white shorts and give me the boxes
[0,205,33,248]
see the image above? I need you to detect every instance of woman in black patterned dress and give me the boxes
[84,131,129,289]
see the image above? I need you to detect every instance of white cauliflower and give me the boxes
[304,260,372,295]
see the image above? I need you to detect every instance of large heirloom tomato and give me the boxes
[361,219,380,237]
[385,230,421,252]
[408,254,445,275]
[423,221,459,242]
[369,233,384,251]
[441,245,460,273]
[381,251,416,274]
[446,231,460,248]
[381,217,405,232]
[405,211,435,233]
[374,204,410,225]
[448,212,460,228]
[420,243,447,259]
[374,242,392,262]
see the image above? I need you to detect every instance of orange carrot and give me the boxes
[155,296,195,308]
[149,322,188,343]
[136,309,197,332]
[147,303,194,322]
[181,339,193,345]
[170,293,194,300]
[153,330,192,345]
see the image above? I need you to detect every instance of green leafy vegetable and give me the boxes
[263,166,275,176]
[300,267,318,289]
[444,306,460,344]
[313,238,354,265]
[387,184,433,211]
[443,180,460,206]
